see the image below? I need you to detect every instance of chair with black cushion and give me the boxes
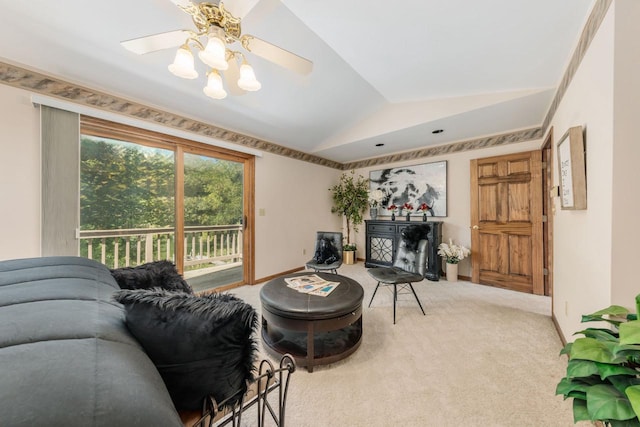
[367,225,429,324]
[305,231,342,274]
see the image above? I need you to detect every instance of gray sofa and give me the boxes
[0,256,183,426]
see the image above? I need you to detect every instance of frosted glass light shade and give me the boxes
[203,70,227,99]
[198,35,228,70]
[237,62,261,91]
[168,46,198,79]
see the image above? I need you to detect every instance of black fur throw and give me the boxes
[110,260,193,294]
[314,237,340,264]
[113,288,258,411]
[401,224,431,251]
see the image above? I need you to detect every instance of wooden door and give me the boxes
[470,150,544,295]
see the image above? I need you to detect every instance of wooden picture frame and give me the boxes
[557,126,587,210]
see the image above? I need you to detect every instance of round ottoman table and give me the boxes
[260,272,364,372]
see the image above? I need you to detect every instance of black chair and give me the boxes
[367,238,428,324]
[305,231,342,274]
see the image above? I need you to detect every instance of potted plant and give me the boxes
[342,243,357,264]
[329,170,369,264]
[437,239,470,282]
[557,296,640,426]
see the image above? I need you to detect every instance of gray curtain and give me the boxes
[41,105,80,256]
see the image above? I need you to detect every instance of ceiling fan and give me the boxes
[121,0,313,99]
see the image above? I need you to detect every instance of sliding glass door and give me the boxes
[79,116,253,291]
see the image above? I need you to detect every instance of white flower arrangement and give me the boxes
[368,189,386,208]
[437,239,471,264]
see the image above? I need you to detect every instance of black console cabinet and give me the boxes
[364,220,442,281]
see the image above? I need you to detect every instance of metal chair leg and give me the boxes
[393,284,397,324]
[368,282,381,307]
[408,283,426,316]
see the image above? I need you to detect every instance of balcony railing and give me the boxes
[79,225,243,271]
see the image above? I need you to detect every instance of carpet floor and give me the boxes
[227,263,579,427]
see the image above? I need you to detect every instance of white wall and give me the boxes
[549,2,640,340]
[354,139,541,277]
[0,85,40,260]
[610,0,640,308]
[254,153,341,280]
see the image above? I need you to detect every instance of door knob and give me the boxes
[472,225,479,230]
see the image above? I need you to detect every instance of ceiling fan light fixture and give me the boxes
[168,44,198,79]
[237,61,261,91]
[203,69,227,99]
[198,31,228,70]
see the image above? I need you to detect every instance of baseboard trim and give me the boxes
[552,312,567,347]
[255,267,305,285]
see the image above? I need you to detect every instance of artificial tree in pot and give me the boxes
[329,170,369,264]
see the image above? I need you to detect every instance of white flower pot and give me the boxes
[446,262,458,282]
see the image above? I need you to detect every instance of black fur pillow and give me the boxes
[401,224,431,251]
[110,260,193,293]
[113,289,258,411]
[314,237,340,264]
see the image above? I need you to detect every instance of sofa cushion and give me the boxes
[0,256,183,427]
[111,260,192,293]
[113,288,258,411]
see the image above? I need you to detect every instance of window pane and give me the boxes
[80,135,175,268]
[183,153,243,291]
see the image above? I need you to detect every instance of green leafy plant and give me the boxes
[343,243,357,251]
[556,295,640,426]
[329,170,369,248]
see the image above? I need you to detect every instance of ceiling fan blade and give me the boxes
[168,0,193,7]
[224,55,247,96]
[121,30,192,55]
[240,35,313,75]
[222,0,262,19]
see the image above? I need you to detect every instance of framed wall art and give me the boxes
[369,161,447,217]
[557,126,587,210]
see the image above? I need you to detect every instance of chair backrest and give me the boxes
[393,239,428,277]
[314,231,342,259]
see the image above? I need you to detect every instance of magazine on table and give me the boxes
[284,274,340,297]
[307,282,340,297]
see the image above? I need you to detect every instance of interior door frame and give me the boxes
[542,128,554,297]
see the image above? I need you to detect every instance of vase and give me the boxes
[446,262,458,282]
[370,207,378,220]
[406,212,411,221]
[422,213,427,222]
[391,212,395,221]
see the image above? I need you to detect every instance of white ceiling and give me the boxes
[0,0,595,163]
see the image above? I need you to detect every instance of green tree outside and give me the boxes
[80,136,243,268]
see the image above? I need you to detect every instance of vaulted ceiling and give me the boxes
[0,0,595,163]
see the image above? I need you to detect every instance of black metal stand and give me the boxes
[189,354,296,427]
